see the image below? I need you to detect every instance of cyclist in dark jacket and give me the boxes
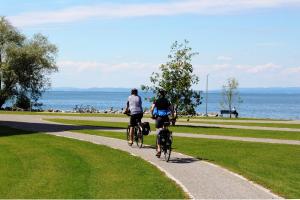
[150,89,174,157]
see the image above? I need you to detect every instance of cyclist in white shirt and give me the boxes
[125,88,143,145]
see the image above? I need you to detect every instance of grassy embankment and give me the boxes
[44,119,300,198]
[46,119,300,140]
[182,121,300,129]
[0,126,186,199]
[0,110,288,121]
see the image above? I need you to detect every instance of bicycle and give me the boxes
[156,121,173,162]
[126,118,144,148]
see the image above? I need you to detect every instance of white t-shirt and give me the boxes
[128,95,143,115]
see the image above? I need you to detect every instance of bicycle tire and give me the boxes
[164,132,172,162]
[136,127,143,148]
[164,145,171,162]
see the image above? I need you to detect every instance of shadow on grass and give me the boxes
[0,120,125,137]
[0,126,34,137]
[196,157,215,162]
[0,121,201,165]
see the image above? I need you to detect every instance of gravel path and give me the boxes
[90,128,300,145]
[40,115,300,132]
[1,114,299,145]
[0,114,282,199]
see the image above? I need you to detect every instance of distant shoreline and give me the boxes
[49,87,300,94]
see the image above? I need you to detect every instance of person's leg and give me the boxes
[137,113,143,132]
[129,116,136,144]
[129,127,134,143]
[156,117,163,157]
[156,128,161,152]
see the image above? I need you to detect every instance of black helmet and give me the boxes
[131,88,138,95]
[158,89,166,97]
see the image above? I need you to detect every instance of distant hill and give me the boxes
[50,87,300,94]
[233,87,300,94]
[210,87,300,94]
[50,87,132,92]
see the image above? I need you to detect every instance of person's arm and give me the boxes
[150,103,155,114]
[124,96,130,114]
[139,96,143,113]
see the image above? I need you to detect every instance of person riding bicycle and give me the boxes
[124,88,143,145]
[150,89,174,157]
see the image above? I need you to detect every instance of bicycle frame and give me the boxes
[127,121,143,148]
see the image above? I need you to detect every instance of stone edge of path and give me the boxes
[201,158,282,199]
[49,130,281,199]
[50,132,194,199]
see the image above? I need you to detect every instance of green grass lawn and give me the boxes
[0,126,186,199]
[184,121,300,129]
[57,128,299,199]
[0,110,130,118]
[46,118,300,140]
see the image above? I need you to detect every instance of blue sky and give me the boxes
[1,0,300,90]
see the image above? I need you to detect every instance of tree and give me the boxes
[0,17,58,109]
[220,77,242,118]
[142,40,201,119]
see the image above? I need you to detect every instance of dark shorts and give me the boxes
[130,113,143,126]
[155,116,169,129]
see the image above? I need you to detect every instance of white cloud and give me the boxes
[53,60,160,88]
[282,66,300,74]
[195,62,300,89]
[54,60,300,88]
[8,0,300,27]
[217,56,233,61]
[256,42,283,47]
[235,63,281,74]
[57,60,158,73]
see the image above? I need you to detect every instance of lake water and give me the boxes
[32,91,300,120]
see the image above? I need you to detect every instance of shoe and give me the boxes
[156,151,161,158]
[128,140,133,146]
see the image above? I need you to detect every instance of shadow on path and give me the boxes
[168,157,199,164]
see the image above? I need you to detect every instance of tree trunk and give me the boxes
[229,103,232,118]
[0,51,2,91]
[0,96,7,109]
[172,105,178,126]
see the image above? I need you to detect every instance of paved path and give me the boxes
[40,115,300,132]
[1,114,299,145]
[0,114,281,199]
[2,114,300,131]
[92,129,300,145]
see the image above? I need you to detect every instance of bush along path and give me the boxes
[0,114,281,199]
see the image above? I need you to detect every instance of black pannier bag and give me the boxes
[141,122,151,135]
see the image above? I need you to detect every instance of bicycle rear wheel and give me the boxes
[136,128,143,148]
[164,145,171,162]
[164,133,172,162]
